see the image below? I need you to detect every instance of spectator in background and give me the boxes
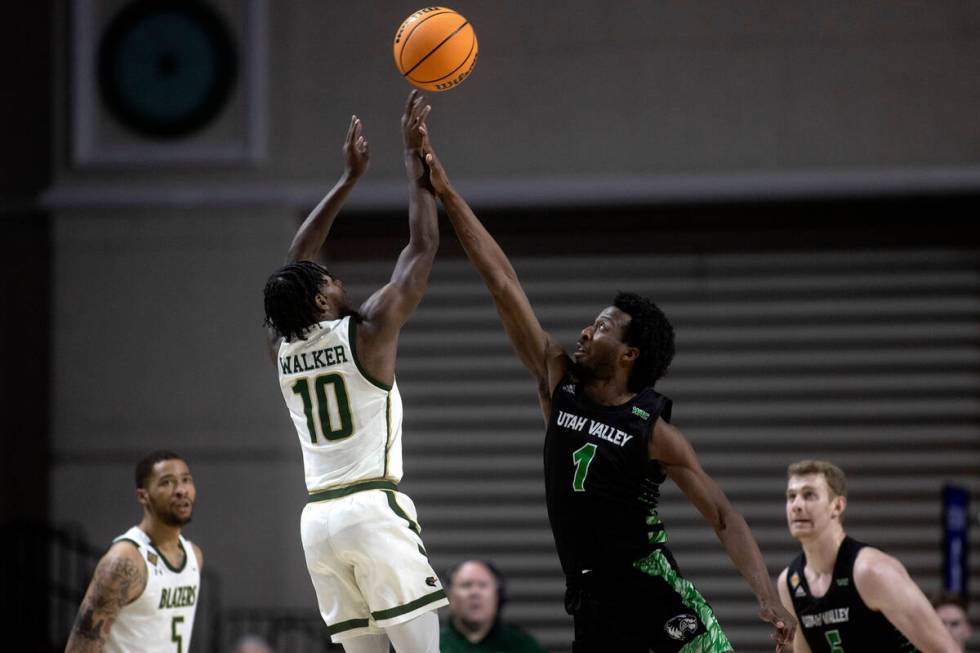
[932,592,972,652]
[441,560,546,653]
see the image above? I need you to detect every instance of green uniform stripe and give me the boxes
[307,479,397,503]
[348,318,392,391]
[325,618,370,636]
[383,393,392,477]
[384,491,421,535]
[634,549,732,653]
[371,588,446,621]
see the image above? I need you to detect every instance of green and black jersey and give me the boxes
[788,536,917,652]
[544,374,673,576]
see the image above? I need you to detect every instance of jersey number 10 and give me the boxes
[292,373,355,443]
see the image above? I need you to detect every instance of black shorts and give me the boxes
[564,549,732,653]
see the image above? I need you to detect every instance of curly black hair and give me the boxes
[263,261,331,342]
[613,291,675,391]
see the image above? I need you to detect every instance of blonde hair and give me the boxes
[787,460,847,498]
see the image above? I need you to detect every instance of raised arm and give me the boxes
[65,543,147,653]
[354,91,440,382]
[652,419,797,651]
[424,137,567,406]
[854,548,960,653]
[285,115,370,263]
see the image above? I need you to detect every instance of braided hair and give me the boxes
[613,291,675,391]
[263,261,331,342]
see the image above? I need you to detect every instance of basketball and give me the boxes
[393,7,478,92]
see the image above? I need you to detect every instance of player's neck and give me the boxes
[139,517,183,554]
[582,377,635,406]
[801,527,846,575]
[453,615,494,644]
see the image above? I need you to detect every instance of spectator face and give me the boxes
[935,603,972,650]
[448,561,499,629]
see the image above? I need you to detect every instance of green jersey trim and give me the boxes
[634,549,732,653]
[112,537,142,551]
[384,490,421,535]
[348,318,393,391]
[307,479,398,503]
[325,617,370,636]
[371,588,447,621]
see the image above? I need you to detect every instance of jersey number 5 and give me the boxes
[292,373,354,443]
[824,629,844,653]
[171,615,184,653]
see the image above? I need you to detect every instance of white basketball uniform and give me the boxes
[105,526,200,653]
[277,316,447,642]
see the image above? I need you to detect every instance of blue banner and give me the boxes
[942,484,970,598]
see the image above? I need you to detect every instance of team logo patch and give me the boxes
[425,576,438,587]
[147,551,158,566]
[789,572,800,589]
[835,578,849,587]
[664,614,699,641]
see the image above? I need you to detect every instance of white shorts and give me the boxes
[300,481,448,642]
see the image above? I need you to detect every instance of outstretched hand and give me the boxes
[401,89,431,153]
[402,90,432,184]
[343,115,370,179]
[422,131,451,196]
[760,602,797,652]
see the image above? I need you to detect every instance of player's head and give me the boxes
[573,292,675,391]
[135,450,195,527]
[445,559,508,629]
[785,460,847,540]
[931,592,972,650]
[263,261,354,342]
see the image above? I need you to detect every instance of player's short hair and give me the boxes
[931,590,969,612]
[787,460,848,498]
[135,450,186,489]
[613,292,675,391]
[263,261,332,342]
[445,559,508,614]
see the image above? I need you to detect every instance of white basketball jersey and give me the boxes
[105,526,200,653]
[277,316,404,491]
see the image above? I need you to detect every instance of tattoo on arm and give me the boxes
[67,553,145,651]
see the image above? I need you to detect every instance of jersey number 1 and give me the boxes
[572,443,597,492]
[292,373,354,443]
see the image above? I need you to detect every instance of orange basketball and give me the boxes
[393,7,478,92]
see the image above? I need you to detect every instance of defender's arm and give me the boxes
[652,418,796,650]
[424,140,567,407]
[65,543,147,653]
[776,568,811,653]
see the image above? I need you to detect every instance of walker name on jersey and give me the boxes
[556,410,634,447]
[279,346,349,375]
[801,607,849,628]
[158,585,197,610]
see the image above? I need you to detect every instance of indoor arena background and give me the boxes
[2,2,978,652]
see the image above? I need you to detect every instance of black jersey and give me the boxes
[787,536,917,652]
[544,374,673,576]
